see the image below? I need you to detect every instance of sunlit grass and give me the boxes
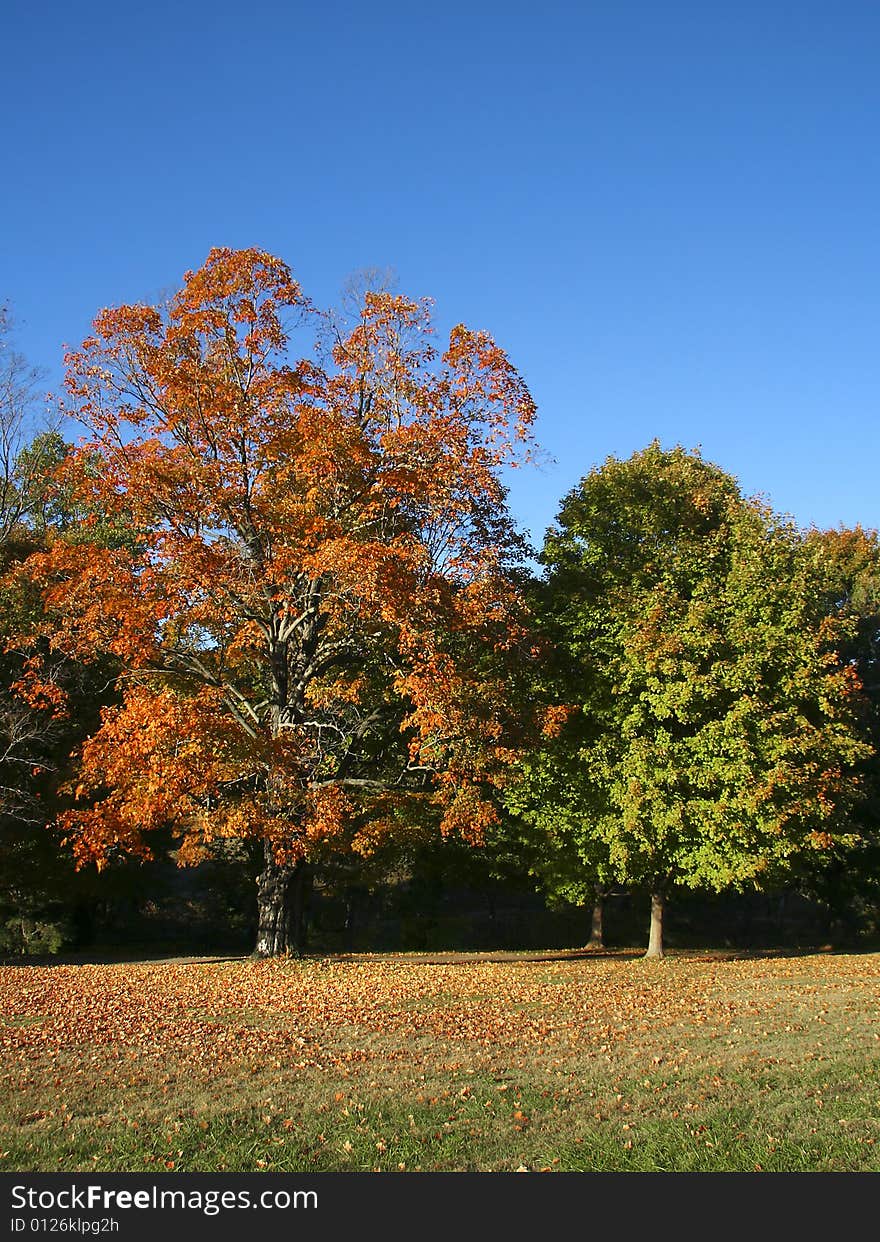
[2,950,878,1171]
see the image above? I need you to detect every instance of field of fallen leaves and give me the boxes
[2,949,879,1171]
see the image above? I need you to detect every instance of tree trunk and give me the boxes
[344,888,358,952]
[586,895,604,949]
[255,848,309,957]
[776,892,787,942]
[291,863,311,952]
[644,890,665,959]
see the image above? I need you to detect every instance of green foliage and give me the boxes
[0,914,72,956]
[790,526,880,926]
[512,443,873,909]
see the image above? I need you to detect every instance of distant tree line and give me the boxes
[1,259,878,959]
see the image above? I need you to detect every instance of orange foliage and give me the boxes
[18,248,537,869]
[540,704,580,738]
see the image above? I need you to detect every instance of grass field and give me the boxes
[2,948,878,1172]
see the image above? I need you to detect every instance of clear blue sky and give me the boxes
[3,0,878,549]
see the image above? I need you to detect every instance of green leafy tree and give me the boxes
[793,525,880,935]
[503,669,616,947]
[514,443,872,956]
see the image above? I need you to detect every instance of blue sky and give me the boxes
[2,0,877,549]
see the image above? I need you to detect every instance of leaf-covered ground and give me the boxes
[2,949,878,1171]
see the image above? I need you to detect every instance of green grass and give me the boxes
[2,950,879,1171]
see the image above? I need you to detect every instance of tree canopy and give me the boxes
[16,247,538,953]
[510,444,873,955]
[6,268,879,961]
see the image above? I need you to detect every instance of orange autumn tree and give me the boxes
[22,247,537,954]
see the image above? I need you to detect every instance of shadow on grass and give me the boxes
[3,941,877,970]
[0,947,248,969]
[320,942,878,966]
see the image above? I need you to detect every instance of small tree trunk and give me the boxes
[290,863,311,953]
[344,888,358,952]
[644,890,665,959]
[587,895,605,949]
[255,847,309,957]
[776,892,787,942]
